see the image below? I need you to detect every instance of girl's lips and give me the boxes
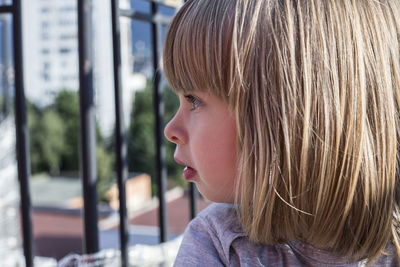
[183,166,197,181]
[174,157,197,180]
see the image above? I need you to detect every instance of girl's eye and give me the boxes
[184,94,202,110]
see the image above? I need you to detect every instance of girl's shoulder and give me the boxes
[195,202,243,237]
[176,203,297,266]
[175,203,300,266]
[174,203,400,267]
[174,203,245,266]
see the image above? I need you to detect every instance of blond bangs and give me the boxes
[162,0,236,103]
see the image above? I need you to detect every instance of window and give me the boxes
[41,48,50,55]
[59,48,71,54]
[40,7,50,13]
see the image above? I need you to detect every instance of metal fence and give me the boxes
[3,0,198,266]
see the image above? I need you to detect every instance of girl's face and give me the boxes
[164,91,238,203]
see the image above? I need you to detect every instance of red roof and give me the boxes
[31,192,211,260]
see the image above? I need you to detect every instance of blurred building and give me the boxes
[22,0,79,105]
[22,0,147,136]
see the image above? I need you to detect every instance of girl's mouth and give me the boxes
[183,166,197,181]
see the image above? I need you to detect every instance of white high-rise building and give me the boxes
[23,0,79,104]
[22,0,146,136]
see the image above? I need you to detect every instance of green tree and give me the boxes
[28,89,114,202]
[28,101,66,174]
[97,142,114,203]
[127,81,182,191]
[127,82,156,178]
[163,85,182,183]
[53,90,80,172]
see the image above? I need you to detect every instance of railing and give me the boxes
[4,0,198,266]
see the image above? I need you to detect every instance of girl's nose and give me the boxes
[164,113,187,145]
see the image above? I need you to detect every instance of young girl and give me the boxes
[163,0,400,265]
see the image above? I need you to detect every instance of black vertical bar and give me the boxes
[1,20,6,117]
[189,183,198,219]
[2,18,11,116]
[77,0,99,254]
[6,21,11,117]
[111,0,129,266]
[13,1,34,266]
[151,2,167,243]
[5,20,11,116]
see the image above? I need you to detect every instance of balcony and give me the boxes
[0,0,203,266]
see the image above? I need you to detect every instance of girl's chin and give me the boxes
[195,186,236,204]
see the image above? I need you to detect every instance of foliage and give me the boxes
[28,89,114,202]
[163,85,184,184]
[28,81,181,203]
[127,81,183,190]
[28,102,66,174]
[97,143,114,203]
[127,83,156,178]
[53,90,80,172]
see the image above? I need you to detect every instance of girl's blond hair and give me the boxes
[163,0,400,262]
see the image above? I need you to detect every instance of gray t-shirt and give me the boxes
[174,203,399,266]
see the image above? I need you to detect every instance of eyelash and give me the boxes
[184,94,202,111]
